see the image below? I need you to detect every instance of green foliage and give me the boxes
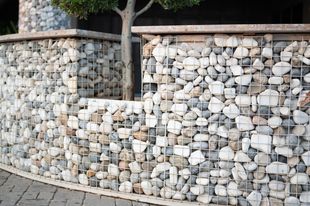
[156,0,202,11]
[52,0,119,19]
[52,0,203,19]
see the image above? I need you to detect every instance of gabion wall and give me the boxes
[1,32,310,206]
[141,34,310,205]
[19,0,71,33]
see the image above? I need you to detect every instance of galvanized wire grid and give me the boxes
[0,33,310,206]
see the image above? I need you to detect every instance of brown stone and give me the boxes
[86,169,95,177]
[247,82,266,95]
[135,153,145,162]
[177,135,192,145]
[169,156,189,169]
[58,114,68,125]
[79,148,89,156]
[133,131,148,141]
[88,134,98,143]
[66,128,76,136]
[143,43,153,57]
[119,149,134,161]
[91,113,103,123]
[229,141,241,151]
[299,91,310,108]
[252,116,268,125]
[112,110,125,122]
[167,133,177,146]
[119,161,129,171]
[273,127,285,137]
[181,127,197,137]
[98,134,109,145]
[100,160,109,172]
[133,183,143,194]
[253,166,265,180]
[71,165,78,177]
[306,167,310,175]
[141,161,157,171]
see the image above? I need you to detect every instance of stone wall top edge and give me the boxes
[0,29,139,43]
[132,24,310,35]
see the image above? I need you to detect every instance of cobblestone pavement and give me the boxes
[0,170,155,206]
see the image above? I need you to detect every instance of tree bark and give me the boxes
[120,0,135,100]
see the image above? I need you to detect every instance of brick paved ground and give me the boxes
[0,170,154,206]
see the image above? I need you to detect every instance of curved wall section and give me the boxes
[1,26,310,205]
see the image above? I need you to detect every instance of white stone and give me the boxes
[117,128,132,139]
[215,184,227,196]
[290,173,309,184]
[235,95,251,106]
[280,51,292,62]
[235,75,252,85]
[275,146,293,158]
[242,38,258,48]
[199,57,209,69]
[233,46,249,59]
[86,122,99,132]
[208,81,224,95]
[119,181,132,193]
[171,104,188,116]
[268,116,282,128]
[49,147,61,157]
[223,104,240,119]
[227,181,243,196]
[145,114,157,127]
[209,52,217,66]
[226,36,240,47]
[183,57,200,70]
[217,125,229,138]
[262,47,273,58]
[108,164,120,176]
[247,191,262,206]
[156,136,168,147]
[78,174,88,185]
[190,185,205,195]
[144,98,153,114]
[128,161,142,173]
[62,170,72,182]
[293,110,309,124]
[167,120,182,135]
[214,34,229,47]
[266,162,289,174]
[169,167,178,185]
[110,142,122,153]
[272,62,292,76]
[132,139,148,153]
[151,162,171,178]
[194,134,209,141]
[173,145,190,157]
[300,191,310,203]
[268,76,283,85]
[208,97,225,113]
[242,138,251,153]
[30,165,39,175]
[230,65,243,76]
[68,76,77,93]
[234,151,251,162]
[302,151,310,166]
[219,146,234,161]
[197,194,212,204]
[141,181,153,195]
[257,89,279,106]
[224,88,236,99]
[252,59,264,70]
[196,117,208,126]
[304,73,310,83]
[236,116,254,131]
[251,134,272,154]
[152,44,166,63]
[67,116,79,129]
[188,150,205,165]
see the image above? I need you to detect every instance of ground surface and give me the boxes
[0,169,153,206]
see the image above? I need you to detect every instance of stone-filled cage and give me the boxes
[1,25,310,206]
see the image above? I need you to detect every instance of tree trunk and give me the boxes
[121,3,135,100]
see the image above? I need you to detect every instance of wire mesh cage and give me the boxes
[1,31,310,206]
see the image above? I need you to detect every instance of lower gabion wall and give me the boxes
[1,31,310,206]
[19,0,71,33]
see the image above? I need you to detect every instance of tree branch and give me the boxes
[135,0,155,18]
[113,7,123,17]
